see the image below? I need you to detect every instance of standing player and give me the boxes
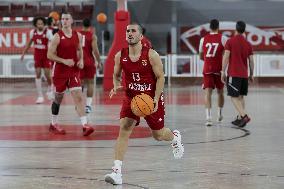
[47,13,94,136]
[104,23,184,185]
[79,18,101,113]
[199,19,227,126]
[21,17,53,104]
[221,21,254,128]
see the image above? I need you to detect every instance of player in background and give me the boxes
[79,18,101,113]
[21,17,53,104]
[199,19,228,126]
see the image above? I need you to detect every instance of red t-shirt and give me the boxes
[225,34,253,78]
[79,30,95,66]
[120,46,156,99]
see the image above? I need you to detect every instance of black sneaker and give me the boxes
[231,116,241,126]
[237,115,251,128]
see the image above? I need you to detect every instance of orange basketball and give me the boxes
[131,93,154,117]
[96,13,107,23]
[49,11,60,21]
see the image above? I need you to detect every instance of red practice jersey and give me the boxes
[120,46,156,98]
[31,28,50,61]
[199,33,227,74]
[52,30,80,78]
[79,30,95,66]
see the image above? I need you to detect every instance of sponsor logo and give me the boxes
[128,83,152,91]
[141,59,147,66]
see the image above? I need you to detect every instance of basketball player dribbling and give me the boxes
[21,17,53,104]
[47,13,94,136]
[104,23,184,185]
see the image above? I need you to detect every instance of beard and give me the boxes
[128,39,139,46]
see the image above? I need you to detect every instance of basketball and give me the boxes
[49,11,60,21]
[96,13,107,23]
[131,93,154,117]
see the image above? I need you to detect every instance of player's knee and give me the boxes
[51,102,60,115]
[121,124,133,132]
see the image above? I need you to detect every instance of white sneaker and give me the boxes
[217,115,223,123]
[46,91,54,100]
[171,130,184,159]
[36,96,44,104]
[104,171,122,185]
[205,119,213,126]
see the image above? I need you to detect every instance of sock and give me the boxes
[206,108,211,120]
[51,114,58,125]
[113,160,122,173]
[218,107,222,117]
[86,97,92,107]
[35,78,43,97]
[80,116,88,126]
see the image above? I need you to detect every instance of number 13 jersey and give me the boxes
[120,46,156,98]
[199,33,227,74]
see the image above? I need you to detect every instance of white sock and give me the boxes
[35,78,43,97]
[113,160,122,173]
[86,97,92,107]
[80,116,88,126]
[206,108,211,120]
[51,114,58,125]
[218,107,222,117]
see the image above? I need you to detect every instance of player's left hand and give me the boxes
[77,60,84,69]
[96,61,103,70]
[153,98,158,113]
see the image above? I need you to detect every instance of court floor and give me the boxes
[0,82,283,189]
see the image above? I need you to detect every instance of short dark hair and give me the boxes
[129,22,143,34]
[33,17,46,27]
[47,17,53,26]
[210,19,219,31]
[236,21,246,34]
[142,27,146,35]
[83,18,91,27]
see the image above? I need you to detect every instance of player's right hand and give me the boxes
[109,86,123,99]
[64,59,75,67]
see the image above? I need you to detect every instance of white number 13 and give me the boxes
[132,73,140,81]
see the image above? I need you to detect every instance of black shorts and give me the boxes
[227,77,248,97]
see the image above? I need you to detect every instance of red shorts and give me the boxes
[80,64,96,79]
[34,58,51,68]
[120,94,165,130]
[53,76,81,93]
[203,74,224,89]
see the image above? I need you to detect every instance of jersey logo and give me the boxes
[141,60,147,66]
[122,58,127,62]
